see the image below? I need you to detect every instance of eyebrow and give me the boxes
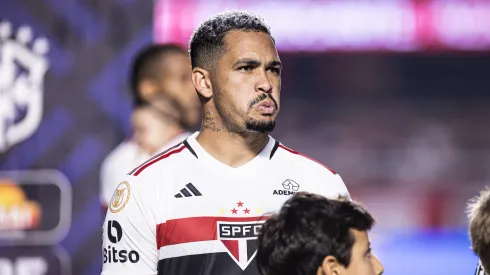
[268,60,282,67]
[233,58,282,68]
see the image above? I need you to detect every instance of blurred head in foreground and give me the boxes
[468,187,490,274]
[257,192,384,275]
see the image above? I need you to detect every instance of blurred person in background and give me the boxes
[131,95,182,158]
[100,43,200,210]
[467,187,490,275]
[101,11,349,275]
[257,192,384,275]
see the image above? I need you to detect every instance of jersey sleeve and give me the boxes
[476,261,486,275]
[101,174,159,275]
[320,173,351,201]
[100,156,117,208]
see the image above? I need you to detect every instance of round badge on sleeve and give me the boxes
[109,181,131,213]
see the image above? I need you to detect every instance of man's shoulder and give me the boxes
[155,131,193,154]
[271,141,349,200]
[127,141,194,178]
[273,142,337,176]
[101,140,139,168]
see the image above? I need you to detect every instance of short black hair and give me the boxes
[257,192,375,275]
[189,10,272,70]
[129,43,186,107]
[468,187,490,273]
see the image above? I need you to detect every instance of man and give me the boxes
[467,187,490,275]
[101,11,350,275]
[256,192,384,275]
[100,43,200,210]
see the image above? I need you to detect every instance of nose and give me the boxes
[372,254,384,275]
[255,69,273,94]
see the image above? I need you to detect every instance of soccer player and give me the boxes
[256,192,384,275]
[100,44,200,210]
[101,11,350,275]
[467,187,490,275]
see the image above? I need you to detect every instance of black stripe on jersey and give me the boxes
[158,253,260,275]
[127,142,183,175]
[476,261,486,275]
[180,188,192,197]
[269,140,280,159]
[186,183,202,196]
[183,139,198,159]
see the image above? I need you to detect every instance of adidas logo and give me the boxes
[174,183,202,198]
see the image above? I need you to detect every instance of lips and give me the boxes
[258,101,273,107]
[256,100,275,114]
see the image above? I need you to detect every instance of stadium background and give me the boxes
[1,0,489,274]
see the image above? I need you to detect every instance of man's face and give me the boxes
[338,230,384,275]
[212,30,281,133]
[156,53,200,129]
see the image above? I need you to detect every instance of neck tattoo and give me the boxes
[202,111,222,132]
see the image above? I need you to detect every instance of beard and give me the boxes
[245,117,276,133]
[244,93,278,133]
[213,85,279,133]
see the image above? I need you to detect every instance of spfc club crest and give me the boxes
[217,220,265,270]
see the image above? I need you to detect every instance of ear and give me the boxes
[192,67,212,99]
[138,79,159,101]
[319,255,342,275]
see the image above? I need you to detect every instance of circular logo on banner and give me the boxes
[109,182,130,213]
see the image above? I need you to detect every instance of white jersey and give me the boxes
[100,132,190,208]
[476,261,487,275]
[101,132,350,275]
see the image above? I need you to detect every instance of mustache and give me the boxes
[248,93,278,110]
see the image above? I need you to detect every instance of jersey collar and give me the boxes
[184,131,279,171]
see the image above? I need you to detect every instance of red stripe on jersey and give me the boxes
[132,145,186,176]
[128,142,184,175]
[156,216,269,250]
[278,144,337,175]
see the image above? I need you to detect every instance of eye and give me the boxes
[268,67,281,75]
[364,248,372,259]
[238,65,254,72]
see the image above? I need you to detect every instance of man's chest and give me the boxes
[154,164,325,273]
[163,167,320,218]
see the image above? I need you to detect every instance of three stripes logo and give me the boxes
[174,183,202,198]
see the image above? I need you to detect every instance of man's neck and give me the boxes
[196,120,269,168]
